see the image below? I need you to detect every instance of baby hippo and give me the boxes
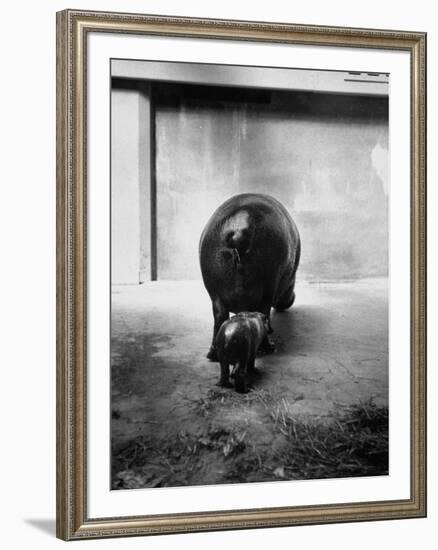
[215,312,269,393]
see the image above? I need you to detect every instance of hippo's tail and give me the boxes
[225,229,251,262]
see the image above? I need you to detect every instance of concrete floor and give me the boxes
[111,279,388,456]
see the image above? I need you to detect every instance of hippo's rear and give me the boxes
[199,193,300,361]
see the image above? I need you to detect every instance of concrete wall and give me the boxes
[155,87,388,281]
[111,83,151,284]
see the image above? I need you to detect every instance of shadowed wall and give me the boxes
[155,85,388,281]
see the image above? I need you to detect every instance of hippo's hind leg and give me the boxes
[259,296,276,354]
[247,358,256,373]
[260,333,276,354]
[207,297,229,362]
[273,275,296,311]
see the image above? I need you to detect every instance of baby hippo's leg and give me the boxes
[234,360,248,393]
[217,361,232,388]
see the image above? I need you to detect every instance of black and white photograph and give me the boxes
[110,60,390,490]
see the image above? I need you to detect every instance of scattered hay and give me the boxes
[112,424,248,489]
[112,398,388,489]
[267,398,388,480]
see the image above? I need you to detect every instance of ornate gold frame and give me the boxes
[56,9,426,541]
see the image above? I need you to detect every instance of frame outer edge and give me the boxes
[414,33,427,517]
[56,9,69,541]
[65,8,426,44]
[73,6,86,536]
[409,36,425,519]
[423,33,427,518]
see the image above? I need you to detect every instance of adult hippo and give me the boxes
[199,193,301,361]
